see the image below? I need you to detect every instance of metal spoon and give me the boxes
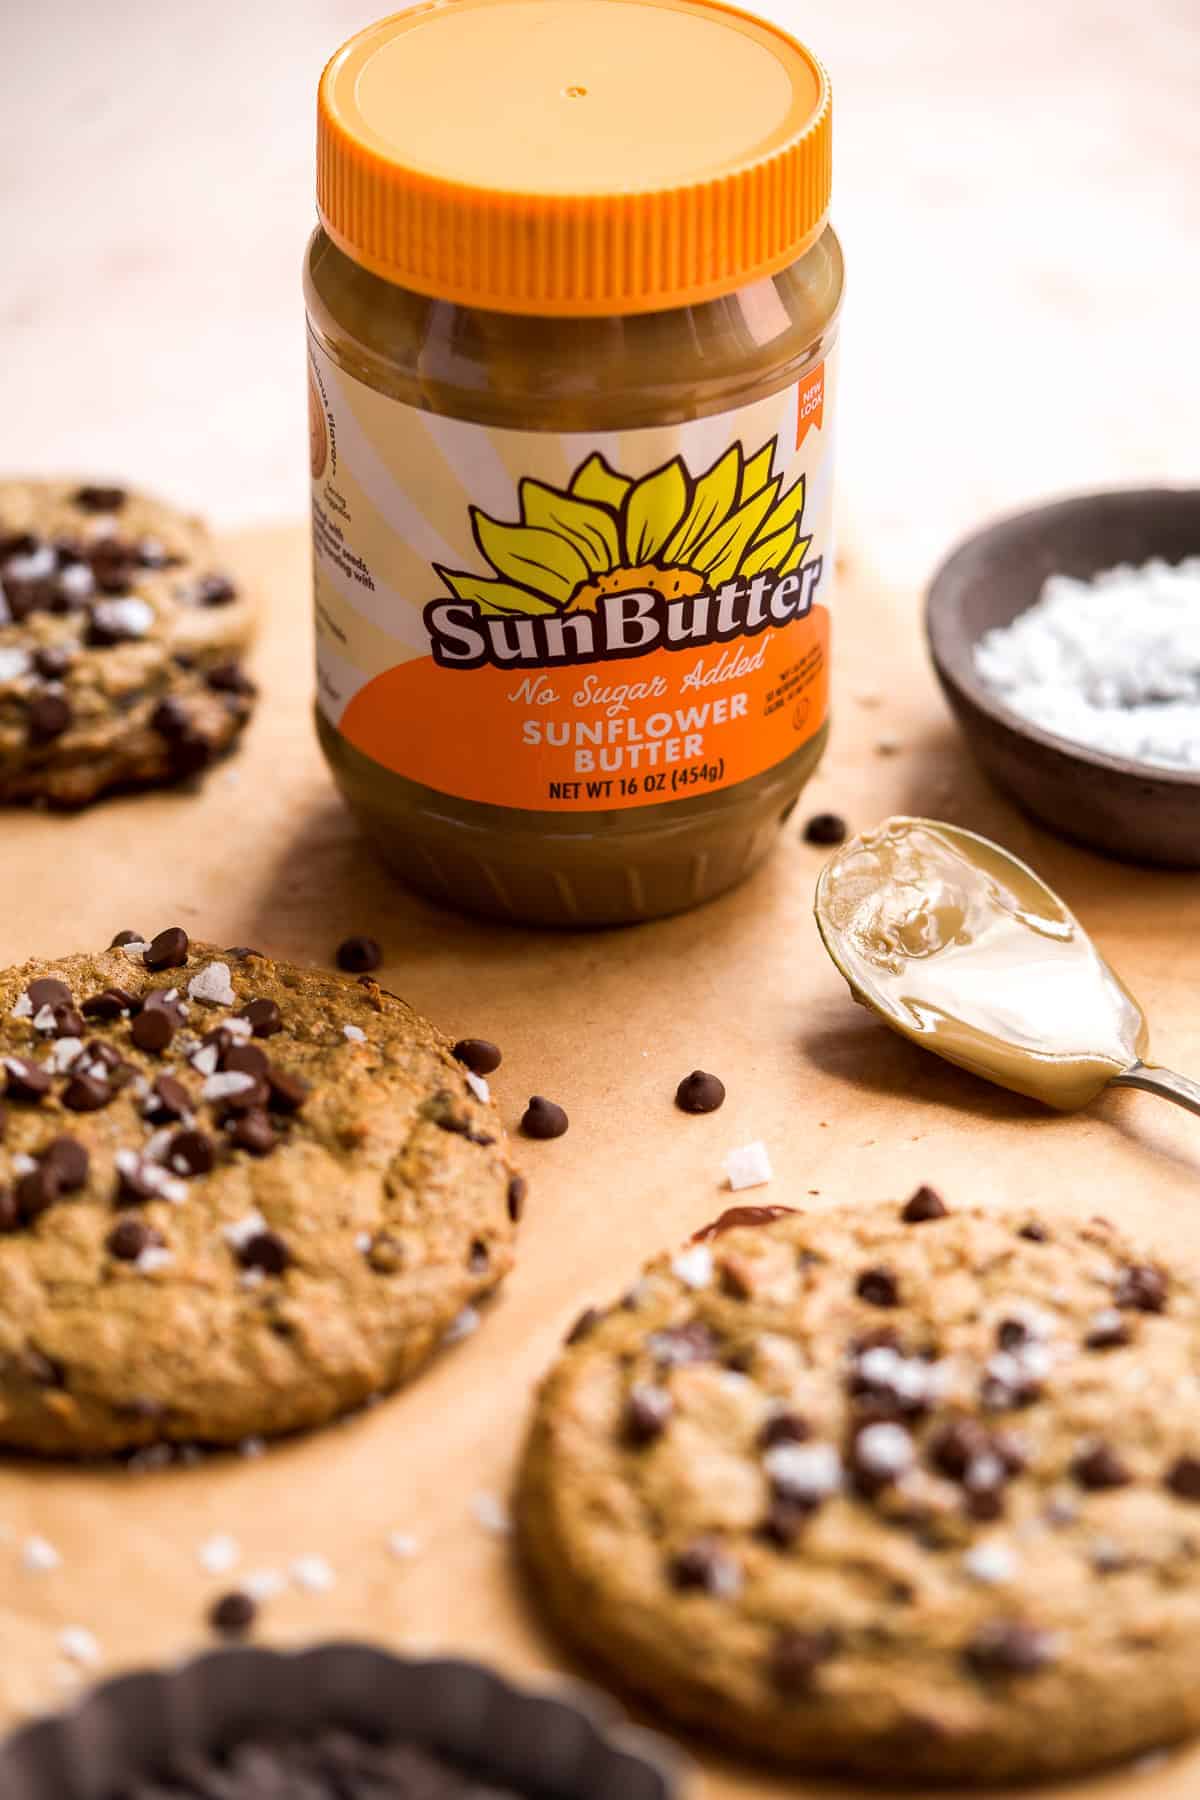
[814,816,1200,1118]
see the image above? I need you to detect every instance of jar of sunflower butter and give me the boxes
[306,0,842,926]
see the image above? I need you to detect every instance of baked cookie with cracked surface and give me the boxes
[0,931,521,1453]
[518,1196,1200,1782]
[0,479,256,805]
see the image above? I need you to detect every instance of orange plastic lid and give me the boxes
[317,0,832,317]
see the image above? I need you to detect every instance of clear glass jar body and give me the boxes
[305,226,844,927]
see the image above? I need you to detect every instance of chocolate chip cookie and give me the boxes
[0,934,520,1453]
[0,480,256,805]
[517,1197,1200,1782]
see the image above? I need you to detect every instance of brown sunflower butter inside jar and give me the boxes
[306,0,843,926]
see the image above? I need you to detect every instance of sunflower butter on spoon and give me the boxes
[815,817,1164,1111]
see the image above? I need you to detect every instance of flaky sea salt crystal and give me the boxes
[290,1554,335,1592]
[136,1246,175,1274]
[203,1070,255,1101]
[964,1542,1019,1585]
[471,1492,511,1536]
[198,1534,240,1575]
[443,1306,480,1344]
[242,1568,284,1600]
[387,1532,420,1559]
[343,1023,366,1043]
[763,1441,842,1500]
[91,596,154,640]
[9,993,32,1019]
[0,648,32,682]
[223,1210,268,1250]
[58,1626,100,1667]
[724,1140,773,1190]
[22,1536,61,1573]
[188,963,236,1007]
[465,1071,490,1104]
[671,1244,714,1290]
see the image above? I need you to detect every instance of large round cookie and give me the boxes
[0,480,256,805]
[0,934,520,1453]
[518,1197,1200,1782]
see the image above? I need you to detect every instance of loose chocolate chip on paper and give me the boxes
[506,1174,527,1222]
[901,1185,948,1223]
[803,812,848,846]
[73,484,127,513]
[239,998,281,1037]
[336,934,382,974]
[239,1230,290,1275]
[4,1057,52,1102]
[144,926,190,971]
[107,1217,160,1262]
[26,691,72,744]
[770,1627,840,1694]
[1072,1443,1133,1490]
[521,1095,568,1139]
[453,1037,502,1076]
[1166,1456,1200,1501]
[856,1266,900,1308]
[131,1007,177,1054]
[209,1590,257,1637]
[965,1621,1056,1678]
[675,1069,726,1114]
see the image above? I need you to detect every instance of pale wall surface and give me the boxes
[4,0,1200,584]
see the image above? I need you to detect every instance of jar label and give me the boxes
[309,336,836,813]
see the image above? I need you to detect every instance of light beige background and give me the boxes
[3,4,1200,1797]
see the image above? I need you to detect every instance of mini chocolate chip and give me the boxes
[675,1070,726,1114]
[669,1538,738,1595]
[131,1006,177,1054]
[82,987,138,1020]
[73,484,126,513]
[239,1230,290,1274]
[996,1318,1029,1351]
[928,1419,991,1481]
[27,977,72,1012]
[1115,1264,1168,1313]
[224,1043,268,1078]
[107,1217,159,1262]
[4,1057,52,1102]
[27,690,71,745]
[770,1627,840,1693]
[109,929,144,948]
[41,1136,88,1193]
[239,998,281,1037]
[1085,1308,1132,1351]
[467,1239,489,1275]
[144,926,189,971]
[15,1162,60,1224]
[856,1266,899,1307]
[209,1589,256,1636]
[47,1005,85,1040]
[265,1065,309,1114]
[32,645,74,680]
[197,574,237,606]
[901,1185,947,1223]
[205,661,256,695]
[0,1189,18,1233]
[965,1621,1055,1677]
[625,1384,673,1445]
[1018,1220,1049,1242]
[335,935,382,974]
[0,531,38,557]
[151,696,191,741]
[507,1174,527,1222]
[758,1498,811,1547]
[566,1306,601,1345]
[1073,1443,1133,1490]
[1166,1456,1200,1501]
[216,1076,270,1117]
[761,1412,810,1449]
[229,1110,277,1156]
[803,812,848,846]
[521,1095,568,1139]
[61,1072,111,1112]
[145,1074,192,1124]
[208,1598,255,1641]
[453,1038,502,1076]
[168,1129,214,1176]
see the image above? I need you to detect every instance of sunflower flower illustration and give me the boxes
[434,439,811,619]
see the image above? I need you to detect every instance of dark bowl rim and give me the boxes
[0,1642,691,1800]
[925,484,1200,791]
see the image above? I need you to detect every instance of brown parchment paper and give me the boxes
[1,524,1199,1800]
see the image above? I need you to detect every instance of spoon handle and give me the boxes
[1110,1061,1200,1119]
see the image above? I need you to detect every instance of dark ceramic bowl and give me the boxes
[926,487,1200,867]
[0,1645,688,1800]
